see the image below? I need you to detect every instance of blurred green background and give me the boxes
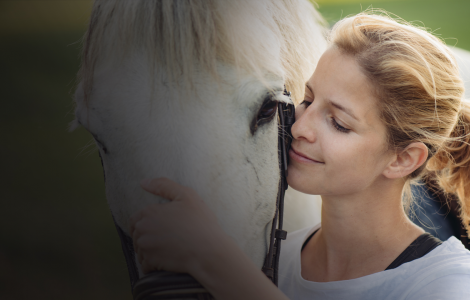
[2,0,469,299]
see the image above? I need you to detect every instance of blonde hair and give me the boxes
[329,12,470,237]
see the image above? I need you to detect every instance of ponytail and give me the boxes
[428,101,470,237]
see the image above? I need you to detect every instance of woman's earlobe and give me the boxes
[383,142,428,179]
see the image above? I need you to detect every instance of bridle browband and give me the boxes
[126,88,295,300]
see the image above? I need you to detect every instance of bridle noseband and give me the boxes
[131,88,295,299]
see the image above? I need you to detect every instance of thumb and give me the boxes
[140,178,185,201]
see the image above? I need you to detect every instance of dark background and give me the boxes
[2,1,469,299]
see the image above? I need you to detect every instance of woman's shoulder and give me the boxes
[386,236,470,299]
[443,236,470,253]
[381,236,470,278]
[402,237,470,299]
[427,236,470,264]
[425,236,470,271]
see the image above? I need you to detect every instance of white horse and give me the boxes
[71,0,326,282]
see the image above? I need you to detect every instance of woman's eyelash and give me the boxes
[301,100,350,133]
[330,117,350,133]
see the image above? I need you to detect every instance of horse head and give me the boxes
[72,0,326,288]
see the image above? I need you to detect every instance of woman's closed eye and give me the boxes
[330,117,350,133]
[300,99,350,133]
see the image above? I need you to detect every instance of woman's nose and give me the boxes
[292,106,317,143]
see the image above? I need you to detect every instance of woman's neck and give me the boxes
[301,179,424,282]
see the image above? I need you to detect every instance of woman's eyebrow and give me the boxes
[306,82,358,121]
[328,100,358,121]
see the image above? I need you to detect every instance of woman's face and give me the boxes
[287,46,394,196]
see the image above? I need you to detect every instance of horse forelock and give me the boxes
[78,0,327,105]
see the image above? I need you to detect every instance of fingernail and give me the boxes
[140,178,153,189]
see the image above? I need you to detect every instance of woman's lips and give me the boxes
[289,147,324,164]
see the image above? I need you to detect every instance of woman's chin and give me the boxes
[287,169,311,194]
[286,165,324,195]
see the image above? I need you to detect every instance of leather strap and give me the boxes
[261,92,293,285]
[115,222,140,289]
[133,271,213,300]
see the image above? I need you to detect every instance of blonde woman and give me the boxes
[130,13,470,299]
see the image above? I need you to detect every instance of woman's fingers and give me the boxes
[130,177,179,240]
[141,257,161,274]
[140,178,188,202]
[129,209,142,238]
[127,178,221,274]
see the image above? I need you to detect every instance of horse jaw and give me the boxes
[74,53,288,272]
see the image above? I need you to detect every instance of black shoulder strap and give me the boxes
[385,232,442,270]
[301,229,319,252]
[301,231,442,271]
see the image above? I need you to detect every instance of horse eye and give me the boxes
[257,99,278,123]
[250,94,279,135]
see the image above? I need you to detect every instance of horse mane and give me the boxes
[79,0,327,104]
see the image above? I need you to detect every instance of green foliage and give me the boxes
[317,0,470,51]
[1,32,131,299]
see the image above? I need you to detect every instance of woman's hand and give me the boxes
[130,178,289,300]
[129,178,227,275]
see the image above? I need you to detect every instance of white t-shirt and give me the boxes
[279,224,470,300]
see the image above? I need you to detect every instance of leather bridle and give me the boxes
[115,88,295,300]
[261,89,294,286]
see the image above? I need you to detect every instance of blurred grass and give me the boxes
[316,0,470,51]
[1,32,132,300]
[0,1,93,34]
[2,0,469,299]
[1,1,131,300]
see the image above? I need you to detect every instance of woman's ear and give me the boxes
[383,142,428,179]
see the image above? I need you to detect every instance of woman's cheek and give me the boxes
[287,165,308,192]
[287,164,320,194]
